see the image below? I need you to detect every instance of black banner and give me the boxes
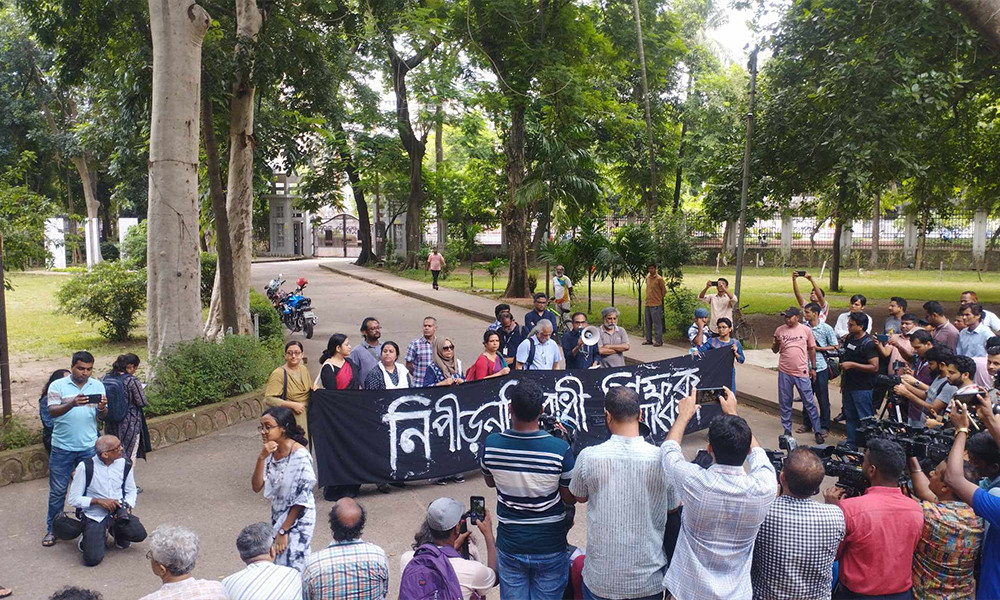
[308,349,734,486]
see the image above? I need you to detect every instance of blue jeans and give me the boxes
[47,446,96,532]
[583,579,664,600]
[842,389,874,445]
[778,371,821,433]
[498,548,569,600]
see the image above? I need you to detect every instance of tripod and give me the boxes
[877,391,904,422]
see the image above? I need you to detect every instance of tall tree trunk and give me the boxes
[672,119,687,213]
[945,0,1000,56]
[435,106,446,249]
[333,121,377,266]
[66,169,79,265]
[201,90,238,334]
[147,0,211,359]
[70,156,103,267]
[915,212,927,270]
[870,191,880,267]
[205,0,262,339]
[632,0,657,217]
[503,102,530,297]
[830,180,845,292]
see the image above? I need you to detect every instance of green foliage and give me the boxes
[651,210,699,290]
[100,241,119,262]
[120,220,147,268]
[56,261,146,341]
[200,252,217,307]
[486,257,506,292]
[664,288,701,339]
[537,238,585,284]
[0,416,42,451]
[144,334,283,417]
[249,288,283,342]
[0,151,55,289]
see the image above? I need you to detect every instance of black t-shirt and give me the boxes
[841,334,878,391]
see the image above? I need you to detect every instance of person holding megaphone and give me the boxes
[562,312,600,370]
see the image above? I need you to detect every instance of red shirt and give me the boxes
[837,486,923,595]
[334,361,354,389]
[465,354,506,382]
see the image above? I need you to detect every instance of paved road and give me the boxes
[0,259,800,599]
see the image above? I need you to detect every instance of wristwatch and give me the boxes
[957,427,970,435]
[278,528,287,536]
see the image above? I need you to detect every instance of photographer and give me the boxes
[66,435,147,566]
[839,313,879,446]
[944,400,1000,599]
[823,439,923,599]
[905,455,983,600]
[943,355,979,396]
[907,330,935,385]
[893,347,957,427]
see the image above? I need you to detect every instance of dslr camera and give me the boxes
[114,503,131,525]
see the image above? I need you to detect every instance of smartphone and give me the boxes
[875,334,889,343]
[86,394,103,404]
[458,520,469,559]
[709,281,718,287]
[470,496,486,524]
[796,271,806,276]
[953,391,986,407]
[696,387,726,404]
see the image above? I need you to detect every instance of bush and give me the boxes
[664,288,701,340]
[200,252,217,306]
[144,334,283,417]
[120,220,147,268]
[0,416,42,451]
[100,241,120,262]
[249,288,283,342]
[56,261,147,341]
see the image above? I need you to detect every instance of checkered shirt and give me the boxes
[138,578,228,600]
[750,495,846,600]
[405,337,435,384]
[302,539,389,600]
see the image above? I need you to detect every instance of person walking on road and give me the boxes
[427,248,446,290]
[772,307,825,444]
[644,265,667,347]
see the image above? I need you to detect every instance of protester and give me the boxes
[265,341,312,440]
[406,316,439,384]
[349,317,383,382]
[424,338,466,387]
[427,248,446,290]
[317,334,361,390]
[497,311,524,366]
[65,434,147,566]
[302,499,389,600]
[798,302,838,435]
[524,292,560,334]
[961,290,1000,333]
[772,307,824,443]
[43,351,108,547]
[874,312,916,370]
[563,312,599,370]
[924,301,959,352]
[792,271,829,323]
[552,265,573,316]
[699,277,737,334]
[823,439,923,599]
[988,345,1000,391]
[905,456,983,600]
[895,347,957,427]
[251,406,316,567]
[943,400,1000,599]
[943,354,979,395]
[834,294,872,339]
[688,307,711,346]
[222,522,303,600]
[660,386,775,600]
[884,296,907,333]
[488,303,511,331]
[597,307,630,368]
[751,448,845,600]
[39,368,71,454]
[695,317,745,390]
[515,320,565,370]
[140,525,227,600]
[364,341,412,389]
[570,387,674,600]
[481,379,576,599]
[644,265,668,346]
[957,303,991,358]
[968,428,1000,497]
[399,498,498,600]
[466,330,511,382]
[105,354,150,470]
[839,313,879,446]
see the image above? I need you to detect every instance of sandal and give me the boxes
[795,425,812,434]
[42,533,55,547]
[0,586,11,598]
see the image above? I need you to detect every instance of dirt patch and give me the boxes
[7,354,122,430]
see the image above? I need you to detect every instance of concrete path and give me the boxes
[0,259,835,599]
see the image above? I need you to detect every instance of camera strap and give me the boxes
[78,457,133,518]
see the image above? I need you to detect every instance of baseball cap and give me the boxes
[427,498,465,530]
[694,307,709,318]
[781,306,802,317]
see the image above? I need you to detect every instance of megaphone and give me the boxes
[581,325,601,346]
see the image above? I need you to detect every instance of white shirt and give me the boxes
[553,275,573,304]
[223,561,303,600]
[982,309,1000,333]
[67,456,138,522]
[400,550,496,600]
[515,336,562,370]
[834,311,873,339]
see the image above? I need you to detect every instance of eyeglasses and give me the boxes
[146,550,154,561]
[572,320,587,325]
[285,350,302,356]
[258,424,277,434]
[105,445,122,454]
[442,345,455,351]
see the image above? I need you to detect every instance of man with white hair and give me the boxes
[223,522,302,600]
[140,525,226,599]
[597,306,630,368]
[515,320,564,371]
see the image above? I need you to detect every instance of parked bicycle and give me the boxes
[732,303,757,349]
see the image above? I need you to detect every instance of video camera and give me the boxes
[539,411,577,447]
[814,444,868,497]
[855,417,953,465]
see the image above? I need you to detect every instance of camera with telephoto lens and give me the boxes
[114,504,131,525]
[856,417,953,464]
[814,444,868,497]
[875,373,903,389]
[539,411,577,447]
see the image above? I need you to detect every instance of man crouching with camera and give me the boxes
[65,434,147,566]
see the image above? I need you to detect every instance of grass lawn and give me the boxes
[5,272,148,362]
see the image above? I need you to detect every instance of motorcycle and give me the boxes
[264,275,318,339]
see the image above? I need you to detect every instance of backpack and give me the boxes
[399,544,464,600]
[53,456,132,540]
[523,338,537,371]
[101,373,130,424]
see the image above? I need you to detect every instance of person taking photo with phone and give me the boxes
[699,278,737,335]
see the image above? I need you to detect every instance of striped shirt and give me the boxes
[302,539,389,600]
[481,429,575,554]
[405,337,435,385]
[138,579,227,600]
[569,435,675,598]
[222,561,303,600]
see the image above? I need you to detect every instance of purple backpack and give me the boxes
[399,543,464,600]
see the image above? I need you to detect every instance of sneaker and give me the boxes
[653,342,663,347]
[451,474,465,483]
